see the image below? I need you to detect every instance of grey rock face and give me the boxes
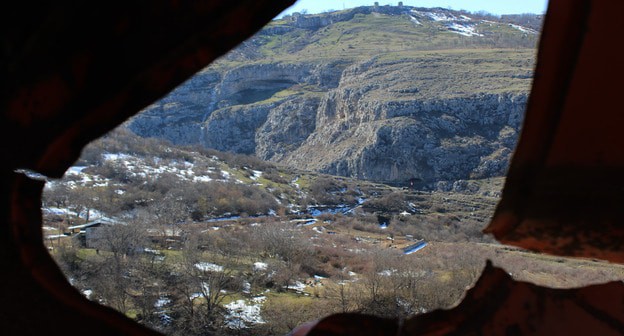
[128,57,528,185]
[280,57,528,185]
[201,103,274,155]
[256,96,321,161]
[128,70,222,145]
[283,94,526,184]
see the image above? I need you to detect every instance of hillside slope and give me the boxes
[129,6,540,186]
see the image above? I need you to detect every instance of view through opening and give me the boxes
[39,2,624,335]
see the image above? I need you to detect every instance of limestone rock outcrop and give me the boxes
[129,7,537,186]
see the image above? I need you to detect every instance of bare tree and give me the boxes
[170,235,243,335]
[43,183,70,208]
[87,219,148,313]
[250,222,315,290]
[145,196,189,249]
[130,253,173,329]
[324,276,360,313]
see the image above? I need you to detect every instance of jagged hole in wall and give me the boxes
[40,4,624,336]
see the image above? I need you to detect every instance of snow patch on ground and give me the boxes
[45,234,68,239]
[100,153,223,185]
[409,15,421,25]
[308,204,352,217]
[446,23,483,37]
[102,153,131,161]
[286,281,307,292]
[225,298,265,329]
[206,215,241,223]
[291,177,301,189]
[86,209,111,221]
[379,269,397,277]
[189,292,203,300]
[193,175,213,182]
[411,9,481,37]
[250,170,263,181]
[154,297,171,308]
[426,11,454,21]
[253,296,266,303]
[509,24,538,34]
[253,262,268,271]
[413,10,471,22]
[292,218,318,226]
[195,262,224,272]
[144,248,160,254]
[44,207,77,217]
[189,282,212,301]
[66,166,88,175]
[82,289,93,298]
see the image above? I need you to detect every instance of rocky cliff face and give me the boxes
[128,6,539,186]
[297,94,526,182]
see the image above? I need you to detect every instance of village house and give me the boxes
[67,219,117,248]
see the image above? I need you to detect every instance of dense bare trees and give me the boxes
[168,238,243,335]
[44,128,494,334]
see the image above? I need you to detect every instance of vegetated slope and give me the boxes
[128,6,540,186]
[43,128,624,336]
[42,126,499,240]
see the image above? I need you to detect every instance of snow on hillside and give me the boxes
[412,9,482,37]
[54,151,246,192]
[411,9,534,38]
[415,10,471,22]
[41,148,260,223]
[446,23,483,37]
[250,170,263,181]
[509,24,538,34]
[102,153,222,183]
[408,15,421,25]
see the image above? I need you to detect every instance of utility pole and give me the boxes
[58,218,61,249]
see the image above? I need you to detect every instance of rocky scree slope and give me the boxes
[129,6,539,186]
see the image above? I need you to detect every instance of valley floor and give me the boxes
[40,129,624,335]
[44,181,624,335]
